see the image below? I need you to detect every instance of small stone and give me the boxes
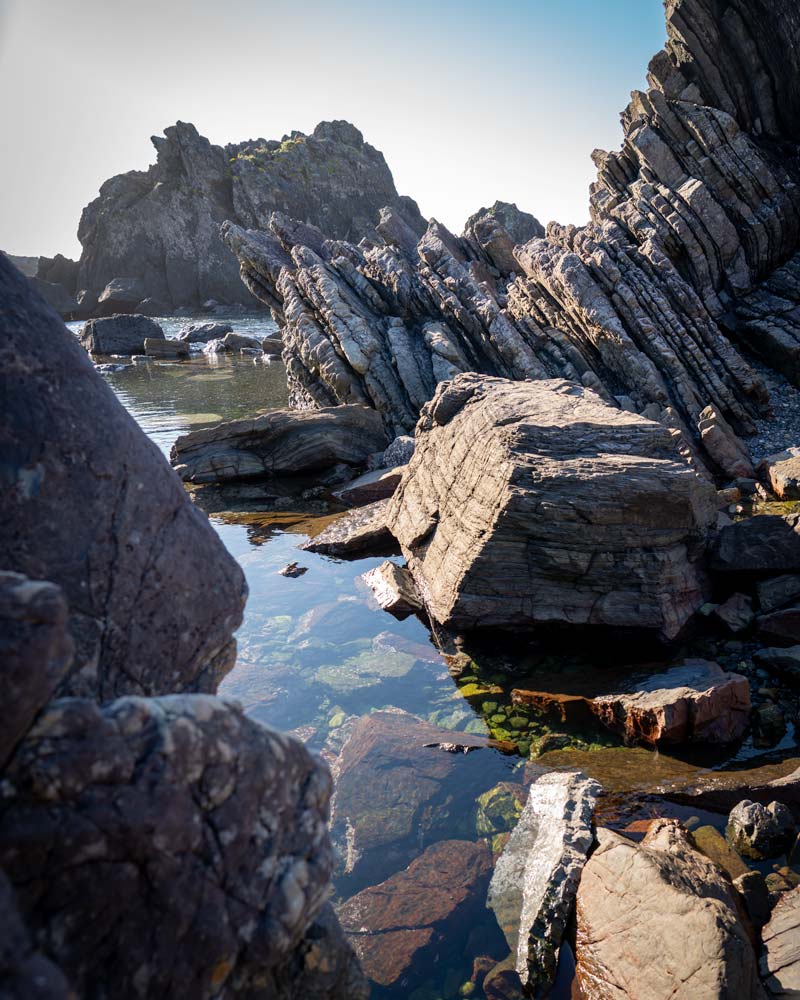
[279,562,308,578]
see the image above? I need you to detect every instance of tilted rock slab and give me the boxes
[0,258,246,700]
[575,820,766,999]
[487,770,601,994]
[171,403,388,485]
[761,886,800,998]
[386,374,717,639]
[0,693,357,999]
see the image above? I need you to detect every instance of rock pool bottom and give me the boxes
[93,345,799,1000]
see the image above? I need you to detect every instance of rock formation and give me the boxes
[761,887,800,998]
[385,374,717,640]
[0,266,364,998]
[224,0,800,476]
[79,314,166,354]
[75,120,423,313]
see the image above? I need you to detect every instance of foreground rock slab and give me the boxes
[575,820,766,999]
[79,313,165,354]
[487,770,601,993]
[761,887,800,998]
[0,694,355,1000]
[171,404,388,485]
[388,374,717,639]
[1,258,246,699]
[339,839,492,988]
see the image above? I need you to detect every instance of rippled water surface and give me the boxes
[74,316,799,1000]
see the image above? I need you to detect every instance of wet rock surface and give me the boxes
[1,258,246,700]
[487,770,600,993]
[575,820,766,999]
[387,374,717,639]
[171,404,388,486]
[300,500,400,559]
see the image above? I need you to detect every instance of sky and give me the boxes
[0,0,666,259]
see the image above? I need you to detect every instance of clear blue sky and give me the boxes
[0,0,666,258]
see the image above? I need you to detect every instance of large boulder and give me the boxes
[387,374,717,639]
[79,313,166,355]
[1,256,246,699]
[487,770,601,993]
[0,694,355,999]
[761,886,800,998]
[575,821,766,999]
[171,404,389,486]
[96,276,147,316]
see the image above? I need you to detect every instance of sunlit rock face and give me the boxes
[386,374,717,640]
[224,0,800,475]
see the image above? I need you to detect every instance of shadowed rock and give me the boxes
[79,314,165,354]
[387,374,717,639]
[761,887,800,998]
[1,258,247,699]
[0,871,71,999]
[300,500,400,559]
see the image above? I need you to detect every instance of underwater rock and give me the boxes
[1,259,246,700]
[575,821,766,1000]
[171,404,388,485]
[387,374,717,639]
[79,313,165,354]
[338,839,492,988]
[487,770,601,993]
[726,801,796,860]
[761,886,800,998]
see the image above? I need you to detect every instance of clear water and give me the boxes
[71,317,799,1000]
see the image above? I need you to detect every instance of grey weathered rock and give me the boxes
[378,434,415,469]
[300,500,399,559]
[386,374,717,639]
[203,331,262,353]
[758,576,800,615]
[79,314,165,355]
[575,821,766,999]
[0,572,72,771]
[726,800,796,860]
[96,276,147,316]
[144,337,189,358]
[761,886,800,998]
[760,449,800,500]
[711,515,800,575]
[171,404,388,486]
[178,321,234,343]
[0,694,356,1000]
[76,119,422,310]
[333,466,404,506]
[360,561,422,618]
[590,660,751,746]
[714,593,755,633]
[1,255,246,700]
[487,770,601,993]
[0,870,72,999]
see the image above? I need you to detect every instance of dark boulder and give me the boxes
[96,277,148,316]
[79,314,165,355]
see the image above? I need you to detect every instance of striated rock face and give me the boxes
[76,119,422,311]
[171,404,388,486]
[487,770,600,993]
[0,694,344,1000]
[223,0,800,472]
[386,374,717,639]
[761,886,800,998]
[1,258,246,700]
[575,821,766,999]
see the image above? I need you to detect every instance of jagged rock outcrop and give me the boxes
[385,374,717,639]
[76,120,423,312]
[1,258,246,699]
[224,0,800,474]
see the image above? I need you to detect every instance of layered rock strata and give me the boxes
[224,0,800,473]
[385,374,717,639]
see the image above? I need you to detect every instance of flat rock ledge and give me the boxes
[387,373,717,640]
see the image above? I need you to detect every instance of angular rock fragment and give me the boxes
[387,374,717,639]
[333,465,404,506]
[300,500,399,559]
[339,840,492,988]
[360,560,422,618]
[144,336,188,357]
[760,449,800,500]
[79,313,165,354]
[761,886,800,998]
[714,593,755,633]
[575,821,766,999]
[1,259,246,700]
[711,515,800,575]
[487,770,600,994]
[758,576,800,615]
[171,404,388,485]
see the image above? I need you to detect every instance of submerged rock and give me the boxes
[487,770,601,993]
[1,258,246,699]
[339,839,492,988]
[79,313,165,354]
[387,374,717,639]
[171,404,388,486]
[726,800,796,860]
[575,821,766,999]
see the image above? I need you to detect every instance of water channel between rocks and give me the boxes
[70,317,800,1000]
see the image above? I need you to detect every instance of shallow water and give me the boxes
[77,318,799,999]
